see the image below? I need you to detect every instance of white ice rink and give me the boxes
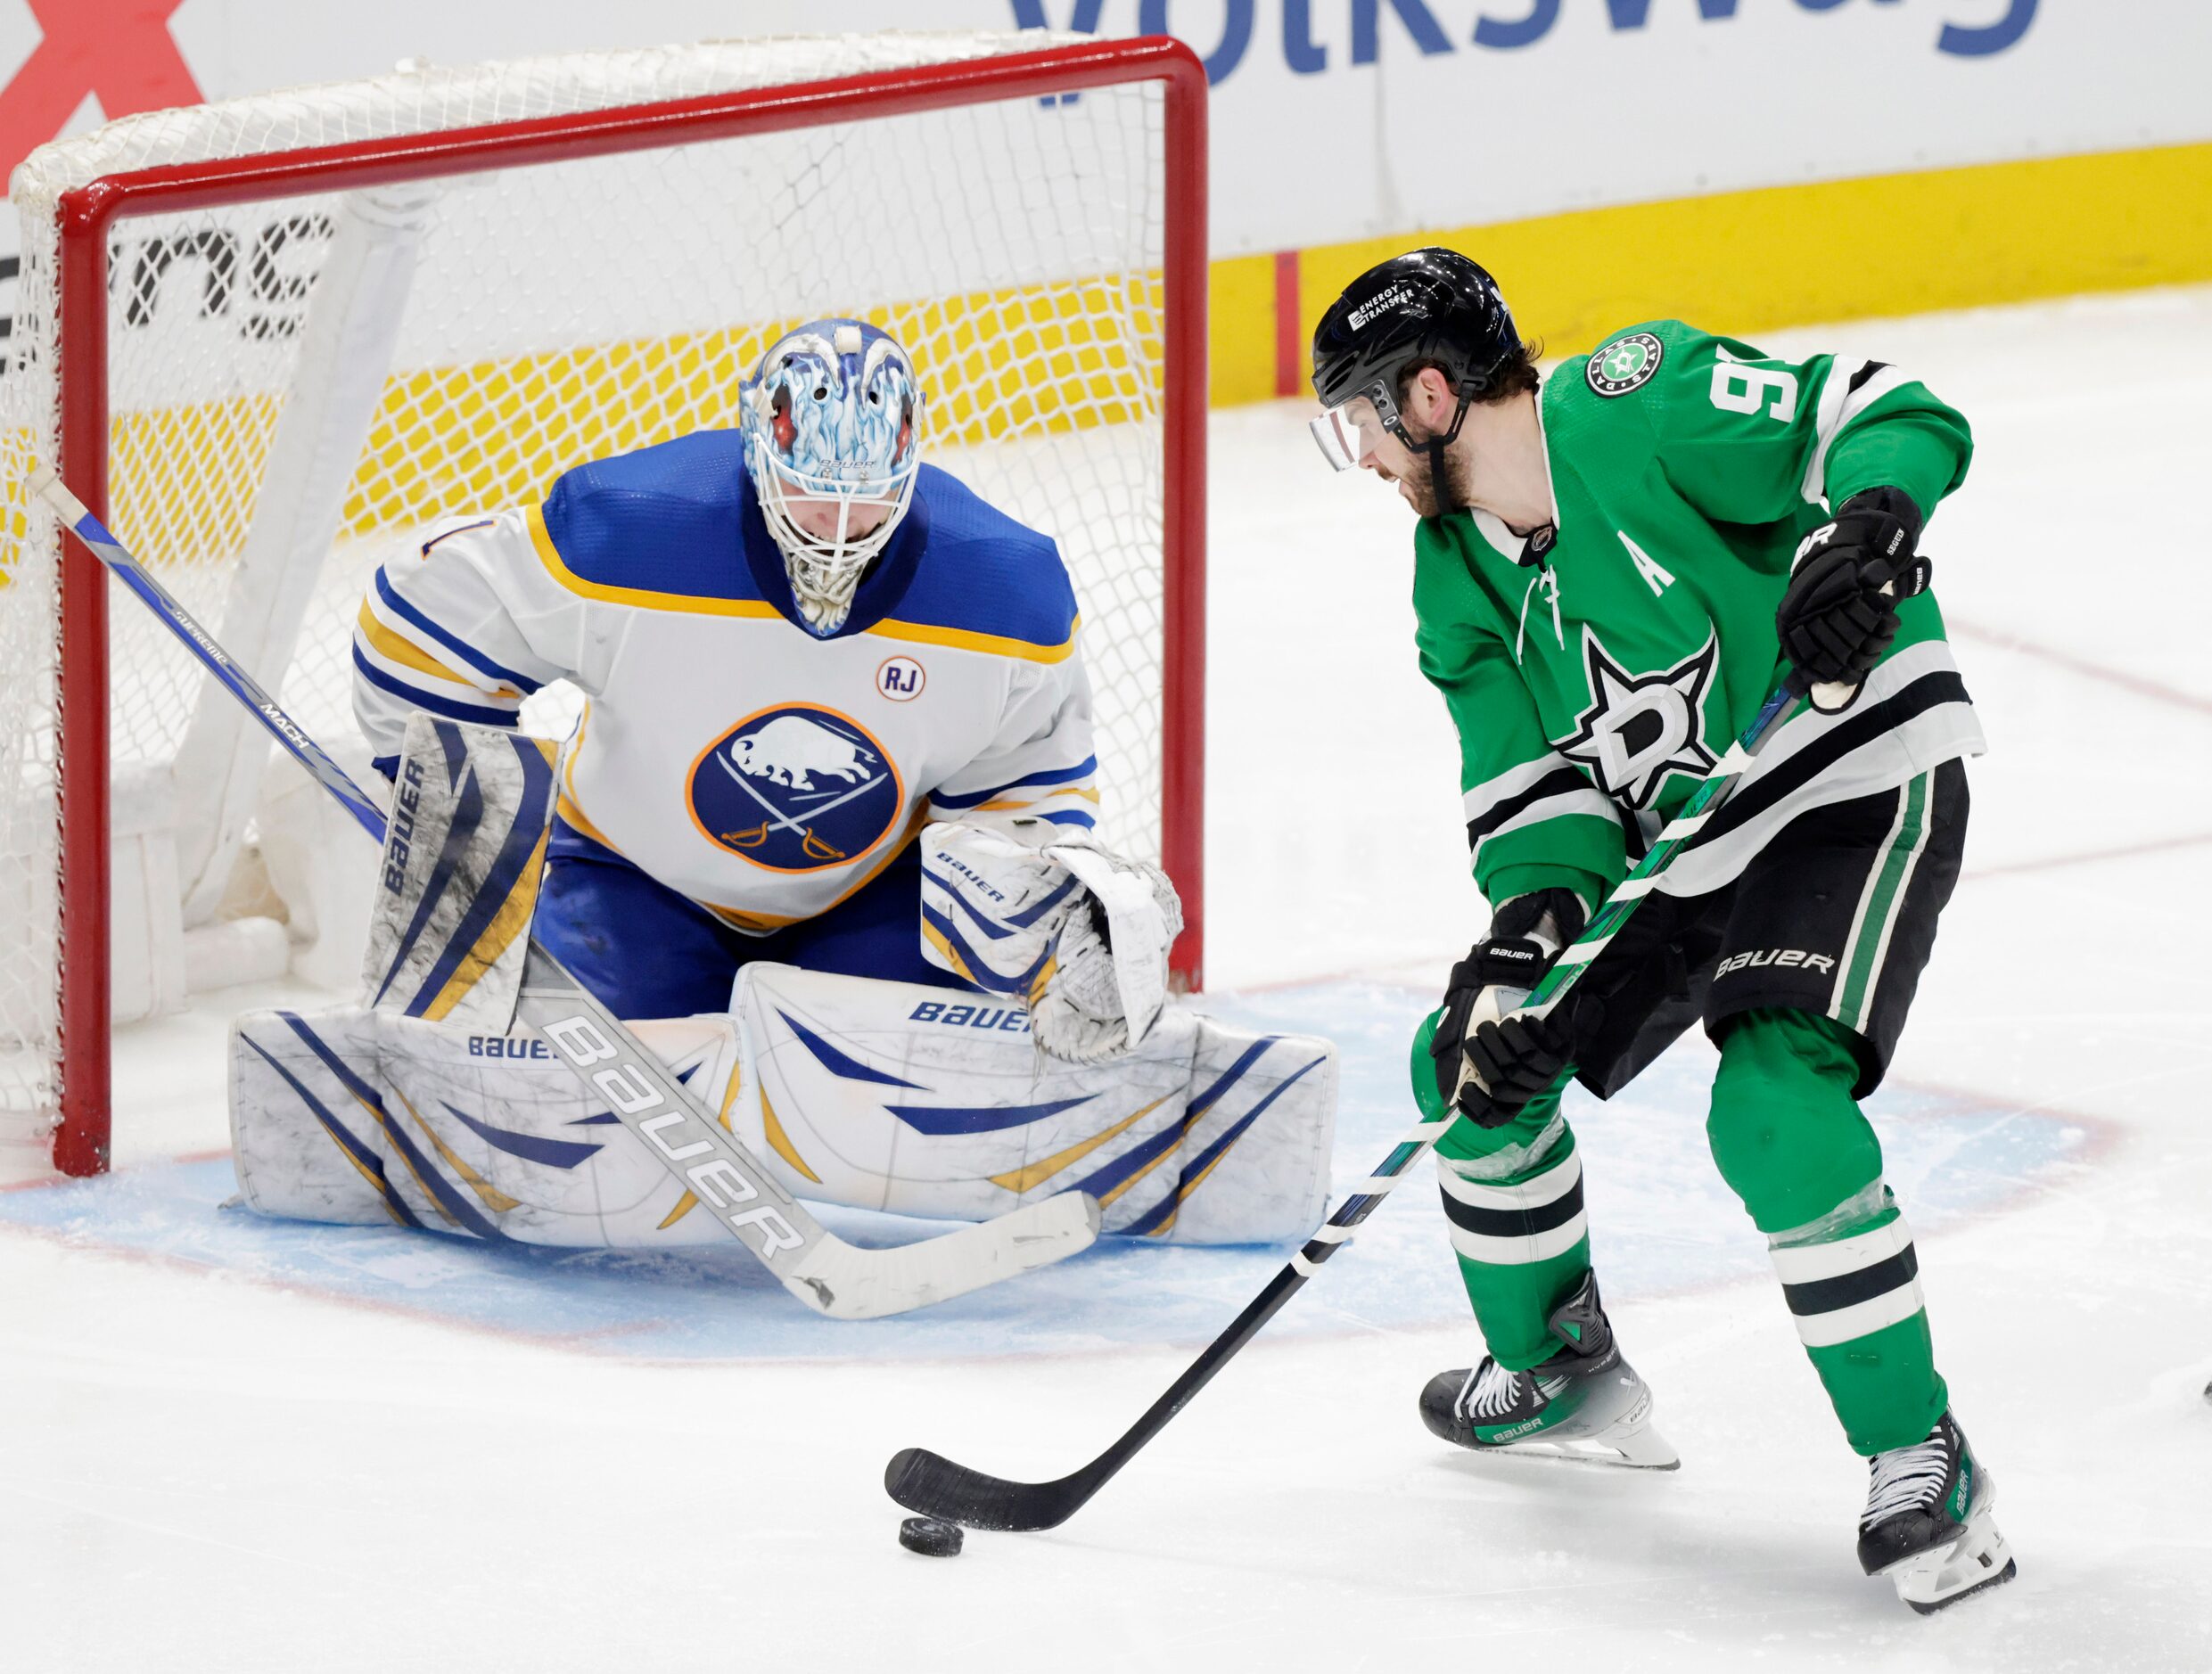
[4,287,2210,1671]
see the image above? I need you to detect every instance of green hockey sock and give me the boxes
[1413,1009,1590,1372]
[1713,1010,1947,1456]
[1437,1128,1591,1371]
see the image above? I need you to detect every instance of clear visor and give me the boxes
[1307,394,1385,473]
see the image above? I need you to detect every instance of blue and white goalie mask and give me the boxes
[742,319,923,634]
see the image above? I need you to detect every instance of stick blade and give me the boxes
[884,1446,1086,1532]
[792,1191,1100,1320]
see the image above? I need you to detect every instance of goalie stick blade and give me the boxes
[788,1191,1102,1321]
[884,1446,1093,1532]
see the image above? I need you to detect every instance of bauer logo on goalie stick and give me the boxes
[687,703,902,873]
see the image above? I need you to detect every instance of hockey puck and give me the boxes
[898,1515,964,1557]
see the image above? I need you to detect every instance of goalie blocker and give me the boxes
[231,963,1337,1248]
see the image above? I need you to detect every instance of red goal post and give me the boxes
[4,33,1208,1175]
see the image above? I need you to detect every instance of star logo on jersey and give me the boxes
[1552,629,1718,809]
[687,704,903,872]
[1586,332,1665,398]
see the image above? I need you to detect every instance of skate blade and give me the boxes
[1885,1505,2016,1613]
[1468,1421,1681,1473]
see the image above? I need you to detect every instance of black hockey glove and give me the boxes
[1775,488,1933,697]
[1430,888,1599,1129]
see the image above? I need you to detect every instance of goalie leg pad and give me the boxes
[230,978,1338,1249]
[231,1005,744,1245]
[739,965,1335,1243]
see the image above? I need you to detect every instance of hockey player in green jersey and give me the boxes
[1309,249,2014,1614]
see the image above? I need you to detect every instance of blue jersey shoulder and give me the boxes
[890,464,1077,652]
[539,431,768,603]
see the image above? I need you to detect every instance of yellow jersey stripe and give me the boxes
[862,612,1078,666]
[526,505,1077,661]
[357,599,521,697]
[526,504,786,620]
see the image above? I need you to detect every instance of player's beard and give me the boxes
[1396,431,1476,519]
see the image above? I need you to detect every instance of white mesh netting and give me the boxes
[0,33,1180,1145]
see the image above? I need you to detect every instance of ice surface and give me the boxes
[4,287,2211,1670]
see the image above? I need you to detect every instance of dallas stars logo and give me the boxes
[1586,331,1665,398]
[1553,628,1718,809]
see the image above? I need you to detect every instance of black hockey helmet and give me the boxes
[1308,248,1518,495]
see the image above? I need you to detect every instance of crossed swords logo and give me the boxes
[714,746,883,862]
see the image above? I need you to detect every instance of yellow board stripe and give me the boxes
[1247,140,2212,407]
[989,1095,1171,1195]
[44,144,2210,608]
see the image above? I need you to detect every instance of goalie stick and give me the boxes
[885,663,1816,1529]
[33,464,1101,1319]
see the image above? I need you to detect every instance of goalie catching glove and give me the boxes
[920,821,1183,1063]
[1431,888,1600,1128]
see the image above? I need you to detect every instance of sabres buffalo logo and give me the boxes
[687,704,903,872]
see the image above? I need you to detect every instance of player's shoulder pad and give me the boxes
[535,430,769,605]
[878,464,1079,660]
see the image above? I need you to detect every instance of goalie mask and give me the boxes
[742,319,922,635]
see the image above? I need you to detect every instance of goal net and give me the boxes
[0,32,1207,1171]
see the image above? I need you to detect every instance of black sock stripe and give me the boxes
[1438,1175,1585,1240]
[1782,1244,1919,1317]
[1693,671,1969,849]
[1466,767,1596,843]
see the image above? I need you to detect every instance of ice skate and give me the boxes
[1857,1410,2016,1613]
[1418,1275,1679,1470]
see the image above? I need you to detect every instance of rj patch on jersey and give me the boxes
[1586,332,1665,398]
[687,704,903,871]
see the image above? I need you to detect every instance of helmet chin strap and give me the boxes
[1402,386,1476,518]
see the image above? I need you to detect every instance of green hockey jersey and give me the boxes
[1416,320,1986,914]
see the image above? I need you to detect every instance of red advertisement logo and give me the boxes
[0,0,201,185]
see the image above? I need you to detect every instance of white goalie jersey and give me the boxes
[351,433,1101,934]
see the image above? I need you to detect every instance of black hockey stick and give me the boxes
[885,667,1813,1530]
